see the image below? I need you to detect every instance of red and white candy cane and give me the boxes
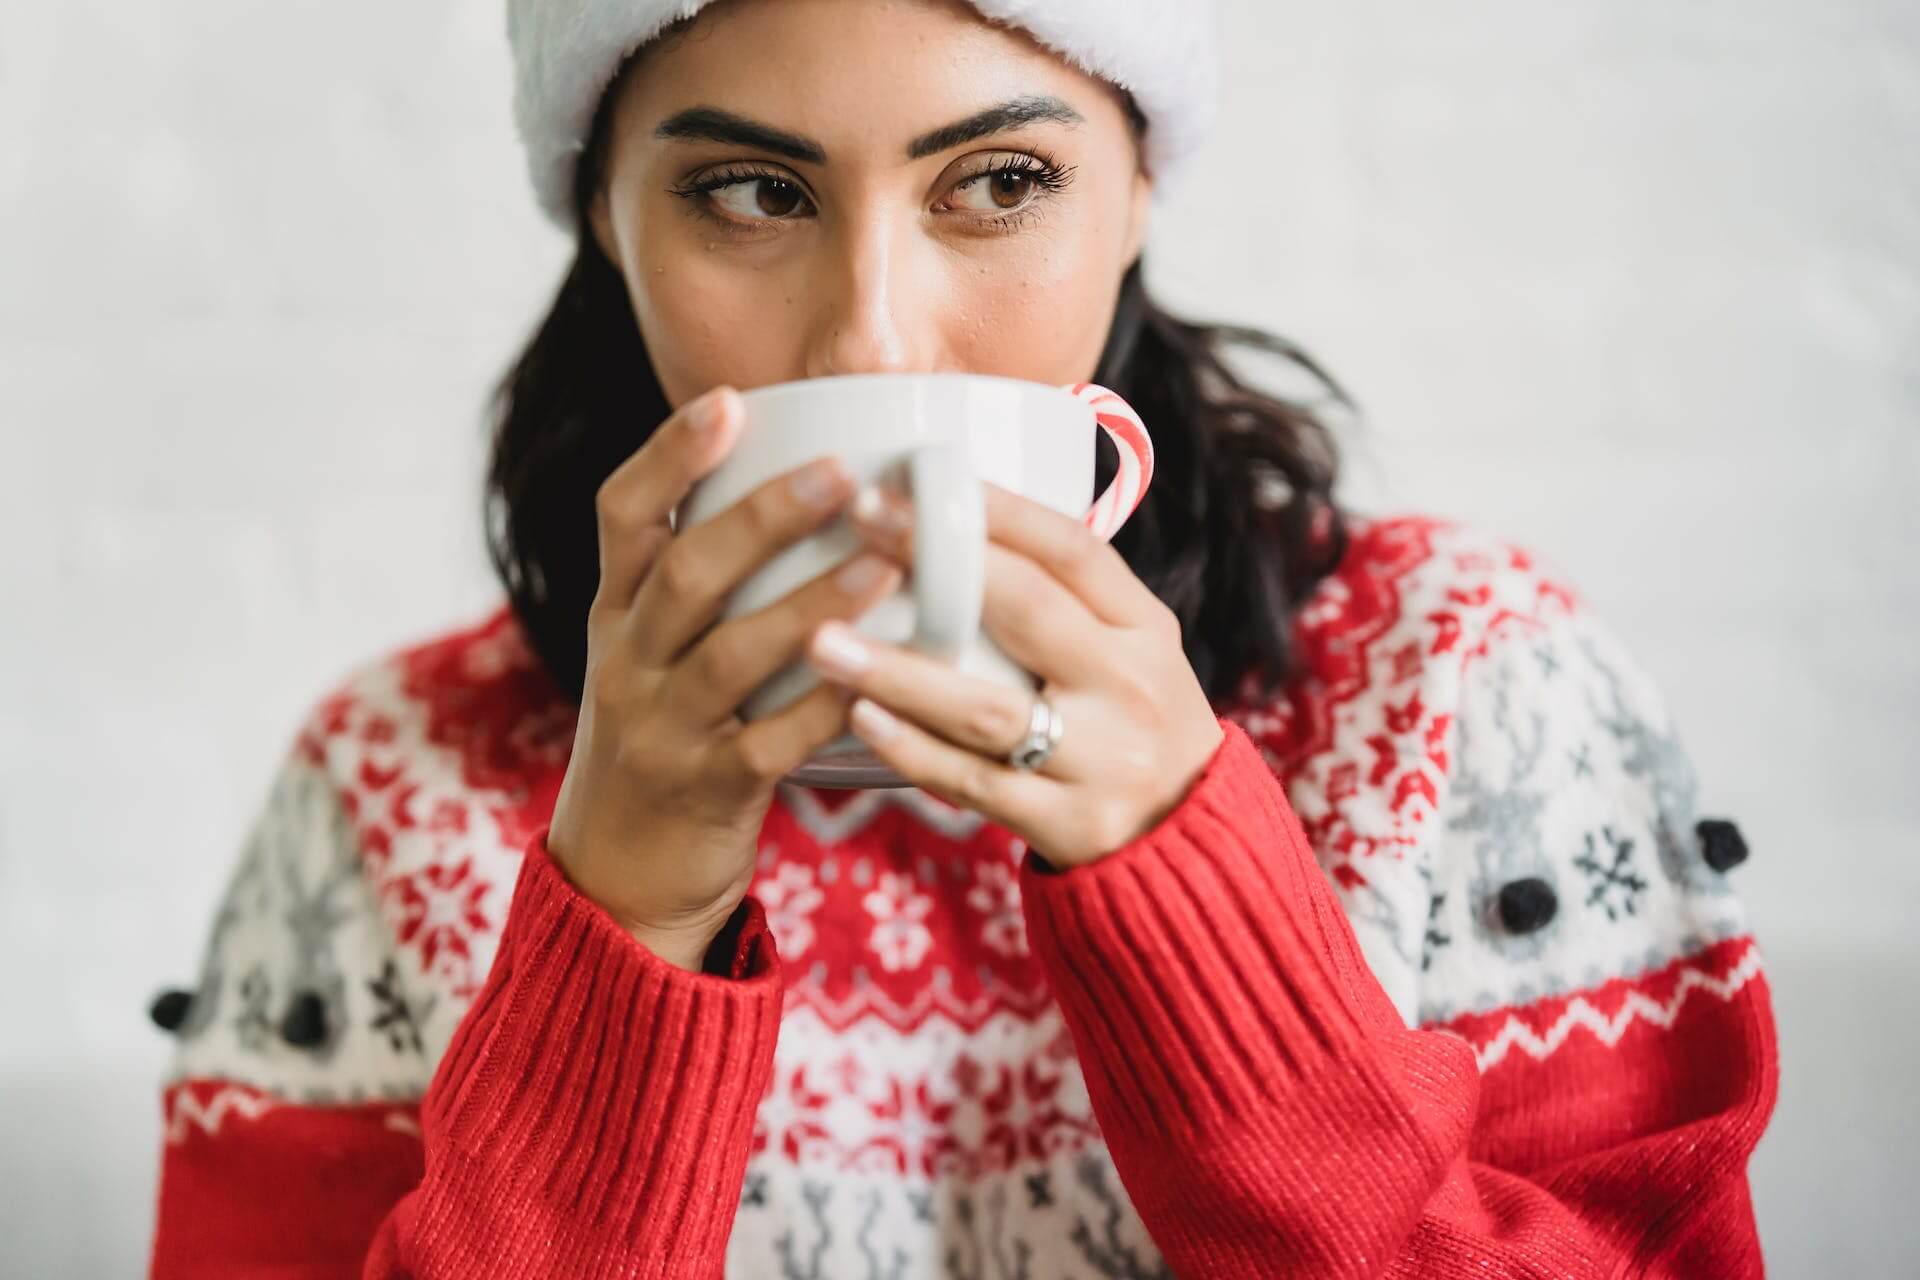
[1062,383,1154,541]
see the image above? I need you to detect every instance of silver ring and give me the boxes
[1005,691,1064,772]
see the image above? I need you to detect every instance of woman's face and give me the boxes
[588,0,1153,410]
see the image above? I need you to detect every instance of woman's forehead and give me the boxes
[625,0,1115,144]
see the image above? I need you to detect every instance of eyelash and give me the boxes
[667,150,1077,236]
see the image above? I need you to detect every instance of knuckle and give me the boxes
[653,542,704,602]
[587,583,621,622]
[965,696,1025,750]
[635,522,673,566]
[743,485,789,541]
[600,524,669,588]
[732,730,790,783]
[1105,635,1162,697]
[585,663,627,718]
[952,761,997,810]
[1059,525,1104,569]
[998,586,1048,645]
[694,626,752,687]
[594,477,640,534]
[1113,666,1162,719]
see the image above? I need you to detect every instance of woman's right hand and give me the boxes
[545,384,903,972]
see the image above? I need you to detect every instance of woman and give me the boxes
[147,0,1779,1275]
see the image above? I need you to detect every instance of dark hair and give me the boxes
[483,50,1355,710]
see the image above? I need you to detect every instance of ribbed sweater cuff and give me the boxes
[407,827,783,1276]
[1018,718,1401,1140]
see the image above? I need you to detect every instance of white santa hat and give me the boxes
[507,0,1222,230]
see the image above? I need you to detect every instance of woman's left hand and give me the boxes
[802,480,1226,870]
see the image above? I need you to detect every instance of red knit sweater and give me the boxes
[148,513,1778,1277]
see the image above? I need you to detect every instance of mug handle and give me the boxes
[901,385,1152,664]
[905,444,985,664]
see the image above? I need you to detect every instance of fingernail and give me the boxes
[790,457,850,509]
[688,387,731,433]
[850,697,899,742]
[835,553,893,595]
[851,484,913,537]
[809,621,872,679]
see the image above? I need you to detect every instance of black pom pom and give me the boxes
[1496,878,1558,934]
[280,992,329,1048]
[149,988,195,1033]
[1696,818,1749,872]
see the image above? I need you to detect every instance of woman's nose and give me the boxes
[803,215,935,378]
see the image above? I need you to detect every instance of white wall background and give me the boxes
[2,0,1914,1273]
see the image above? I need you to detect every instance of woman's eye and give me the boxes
[951,170,1037,214]
[708,176,808,221]
[677,155,1066,232]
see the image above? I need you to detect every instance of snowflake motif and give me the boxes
[1572,825,1649,922]
[865,1075,961,1178]
[965,862,1029,957]
[758,1063,836,1164]
[366,958,435,1054]
[980,1059,1071,1168]
[755,862,825,960]
[862,871,935,972]
[384,857,491,990]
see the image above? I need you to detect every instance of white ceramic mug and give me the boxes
[671,371,1153,788]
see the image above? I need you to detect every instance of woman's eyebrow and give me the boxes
[904,95,1085,159]
[651,95,1085,165]
[653,107,826,163]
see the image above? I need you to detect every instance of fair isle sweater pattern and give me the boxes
[158,512,1764,1277]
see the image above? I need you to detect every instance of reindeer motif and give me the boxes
[272,767,365,1068]
[1443,625,1562,960]
[1577,631,1730,899]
